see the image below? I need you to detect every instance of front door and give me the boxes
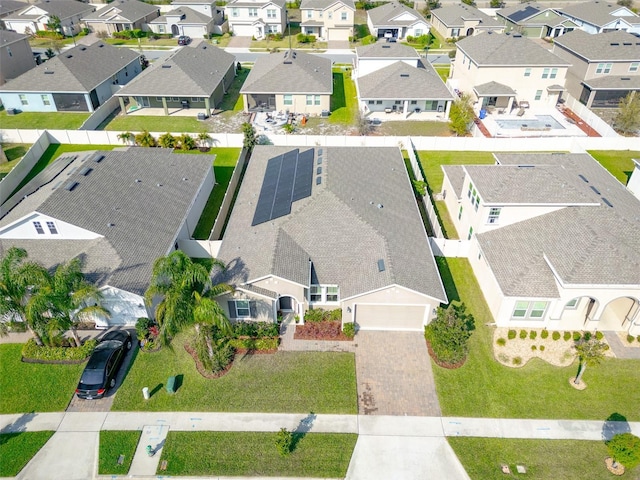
[279,296,294,312]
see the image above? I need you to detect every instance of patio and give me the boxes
[479,106,587,138]
[365,110,449,123]
[124,106,209,117]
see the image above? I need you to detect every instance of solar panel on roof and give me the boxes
[292,149,314,202]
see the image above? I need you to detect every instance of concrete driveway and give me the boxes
[355,331,441,416]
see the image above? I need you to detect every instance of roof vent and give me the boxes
[377,259,385,272]
[80,46,87,51]
[182,177,188,181]
[93,154,105,163]
[162,64,171,68]
[382,45,390,48]
[578,174,589,183]
[610,42,619,46]
[513,33,522,38]
[400,73,409,77]
[99,44,104,48]
[135,179,141,183]
[66,54,73,58]
[377,203,383,209]
[316,176,322,185]
[44,71,54,74]
[79,167,93,176]
[621,77,630,80]
[65,181,79,191]
[107,222,115,227]
[590,185,601,195]
[157,183,163,187]
[602,197,613,207]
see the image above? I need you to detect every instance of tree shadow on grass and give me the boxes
[602,412,631,441]
[436,257,460,303]
[290,412,317,453]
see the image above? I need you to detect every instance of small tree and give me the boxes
[424,302,475,366]
[449,94,475,136]
[197,131,212,149]
[117,131,133,145]
[158,132,176,149]
[572,337,607,385]
[178,133,195,151]
[617,0,633,7]
[46,15,62,36]
[242,122,257,150]
[135,130,156,147]
[607,433,640,469]
[45,48,55,59]
[275,428,293,456]
[614,92,640,135]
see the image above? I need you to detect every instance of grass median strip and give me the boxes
[159,431,357,477]
[98,431,142,475]
[0,431,54,477]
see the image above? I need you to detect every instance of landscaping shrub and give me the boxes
[627,334,635,343]
[540,329,549,339]
[228,337,278,351]
[296,33,316,43]
[507,329,516,340]
[361,35,376,45]
[583,331,592,341]
[595,331,604,340]
[607,433,640,469]
[529,330,537,340]
[304,309,326,323]
[552,331,561,341]
[512,356,522,365]
[135,317,154,341]
[232,321,279,338]
[342,322,355,339]
[424,302,475,366]
[496,338,506,346]
[329,309,342,322]
[637,335,640,343]
[563,331,572,341]
[519,329,527,340]
[7,321,27,333]
[275,428,293,457]
[531,345,537,351]
[540,345,545,351]
[573,331,582,341]
[22,338,97,362]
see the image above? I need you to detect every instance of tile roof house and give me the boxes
[115,43,236,116]
[552,29,640,108]
[367,1,429,40]
[213,146,447,331]
[299,0,354,42]
[0,148,214,328]
[450,32,570,111]
[240,49,332,115]
[0,30,36,85]
[148,0,226,38]
[440,153,640,335]
[3,0,95,36]
[82,0,160,37]
[354,42,453,119]
[0,42,141,112]
[430,4,504,40]
[496,2,577,38]
[225,0,286,39]
[558,0,640,34]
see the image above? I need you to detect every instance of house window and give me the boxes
[268,25,279,33]
[326,286,339,302]
[368,100,375,105]
[410,100,417,105]
[524,68,531,77]
[451,28,460,36]
[283,94,292,105]
[231,7,239,16]
[19,94,28,105]
[172,97,180,101]
[314,95,320,105]
[46,221,58,234]
[467,226,473,240]
[487,207,501,224]
[542,68,550,79]
[306,10,313,18]
[550,68,557,79]
[394,100,402,105]
[511,300,548,319]
[310,285,322,302]
[512,301,528,318]
[468,184,480,211]
[267,8,276,18]
[458,205,463,219]
[414,29,422,36]
[235,300,250,317]
[41,95,51,106]
[7,47,12,57]
[156,97,162,101]
[249,8,258,16]
[319,11,323,18]
[33,221,45,234]
[565,298,579,309]
[376,100,382,104]
[629,63,639,72]
[534,90,542,100]
[158,25,165,33]
[306,95,313,105]
[424,100,438,111]
[530,301,547,318]
[328,11,333,19]
[595,63,612,74]
[310,285,340,303]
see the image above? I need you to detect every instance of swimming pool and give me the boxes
[495,115,565,130]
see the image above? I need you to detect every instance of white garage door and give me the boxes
[328,28,351,41]
[231,24,254,37]
[354,304,427,331]
[182,25,206,39]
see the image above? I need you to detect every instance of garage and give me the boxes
[354,304,427,331]
[327,28,351,41]
[231,24,255,37]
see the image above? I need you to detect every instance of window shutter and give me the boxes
[249,301,257,318]
[228,301,237,319]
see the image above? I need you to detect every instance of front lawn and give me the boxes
[0,109,89,130]
[587,150,640,186]
[160,431,357,477]
[329,69,358,125]
[0,431,54,477]
[111,334,357,413]
[0,344,83,413]
[448,438,615,480]
[432,257,640,420]
[98,431,141,475]
[416,151,496,193]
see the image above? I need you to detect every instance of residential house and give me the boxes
[0,30,36,85]
[3,1,95,36]
[450,32,570,111]
[496,2,577,38]
[213,146,447,331]
[627,159,640,202]
[558,0,640,34]
[0,148,214,328]
[367,1,429,40]
[225,0,286,39]
[299,0,354,42]
[354,42,453,118]
[440,153,640,335]
[0,0,28,28]
[115,43,236,116]
[82,0,160,36]
[240,49,332,115]
[430,4,504,40]
[148,0,226,38]
[0,42,141,112]
[552,29,640,108]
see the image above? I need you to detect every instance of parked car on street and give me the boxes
[178,35,191,45]
[75,330,132,400]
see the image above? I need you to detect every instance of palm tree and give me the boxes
[0,247,48,345]
[117,132,133,145]
[573,337,608,385]
[177,133,195,151]
[197,131,211,149]
[145,251,231,359]
[135,130,156,147]
[158,132,176,149]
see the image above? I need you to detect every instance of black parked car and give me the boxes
[178,35,191,45]
[76,330,132,400]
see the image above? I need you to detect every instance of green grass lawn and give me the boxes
[433,257,640,421]
[183,148,241,239]
[0,143,30,179]
[111,335,357,413]
[587,150,640,186]
[417,151,496,193]
[329,69,358,125]
[434,65,450,82]
[434,199,459,239]
[104,37,177,47]
[160,431,357,477]
[250,26,327,50]
[0,344,83,413]
[98,431,141,475]
[218,68,250,112]
[0,108,89,130]
[377,121,452,137]
[448,438,619,480]
[0,431,54,477]
[104,115,206,133]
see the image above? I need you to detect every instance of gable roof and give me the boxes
[559,0,639,28]
[240,50,332,94]
[150,6,213,26]
[553,29,640,62]
[356,40,419,59]
[357,60,453,100]
[82,0,159,23]
[6,0,94,21]
[216,146,446,303]
[0,149,212,295]
[473,81,516,96]
[0,0,28,17]
[367,1,427,27]
[116,43,234,97]
[226,0,286,9]
[300,0,355,11]
[456,32,570,67]
[497,2,546,22]
[431,4,502,28]
[0,29,30,47]
[0,42,139,93]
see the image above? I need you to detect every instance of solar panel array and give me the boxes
[252,149,314,226]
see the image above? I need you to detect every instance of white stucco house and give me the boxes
[148,0,226,38]
[440,153,640,335]
[558,0,640,34]
[2,0,94,36]
[225,0,286,39]
[366,1,429,40]
[0,148,215,328]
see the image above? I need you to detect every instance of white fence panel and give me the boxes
[563,94,619,138]
[177,239,222,258]
[80,96,120,131]
[430,238,471,258]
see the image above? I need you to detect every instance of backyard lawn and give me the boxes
[0,344,83,413]
[432,257,640,421]
[377,121,451,137]
[0,109,89,130]
[0,431,54,477]
[111,334,357,413]
[104,115,205,133]
[416,150,496,193]
[329,69,358,125]
[160,431,357,477]
[588,150,640,186]
[0,143,30,179]
[448,438,617,480]
[98,431,141,475]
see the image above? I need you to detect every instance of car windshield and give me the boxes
[79,369,103,387]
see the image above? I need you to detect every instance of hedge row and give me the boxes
[228,337,279,351]
[21,338,97,363]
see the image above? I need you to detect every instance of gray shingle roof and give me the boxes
[367,1,427,27]
[356,41,419,59]
[300,0,354,10]
[172,0,216,4]
[0,42,139,93]
[116,43,234,97]
[150,6,213,25]
[6,0,94,21]
[226,0,286,8]
[357,60,453,100]
[431,4,502,28]
[455,32,570,67]
[553,29,640,62]
[473,81,516,96]
[240,50,332,94]
[82,0,159,22]
[441,165,466,198]
[0,148,212,295]
[216,146,446,303]
[559,0,639,28]
[582,75,640,90]
[475,153,640,296]
[0,29,29,47]
[0,0,27,17]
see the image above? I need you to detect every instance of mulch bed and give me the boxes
[425,339,466,369]
[184,343,234,380]
[294,321,352,341]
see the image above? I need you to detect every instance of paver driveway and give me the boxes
[355,331,441,416]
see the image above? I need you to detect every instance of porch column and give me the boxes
[444,100,452,119]
[205,97,211,114]
[403,100,409,116]
[162,97,169,116]
[507,97,515,112]
[243,94,249,113]
[118,96,126,114]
